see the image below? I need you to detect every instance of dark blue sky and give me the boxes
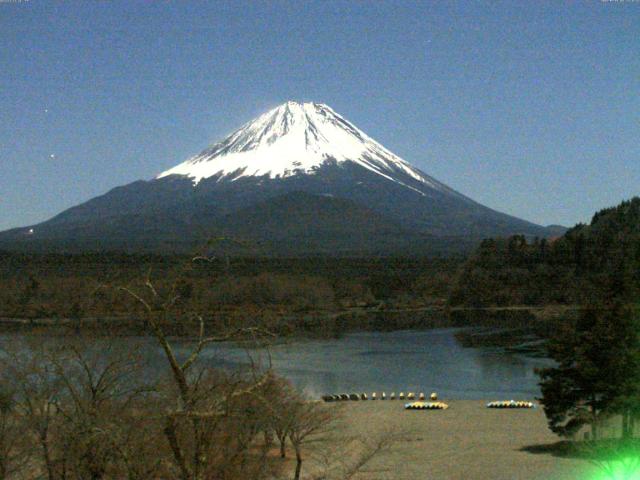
[2,0,638,230]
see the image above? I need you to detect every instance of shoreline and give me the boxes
[0,303,578,331]
[0,307,578,358]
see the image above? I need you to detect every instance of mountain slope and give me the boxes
[214,191,466,255]
[0,101,558,254]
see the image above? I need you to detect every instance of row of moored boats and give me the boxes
[322,393,537,410]
[322,392,436,402]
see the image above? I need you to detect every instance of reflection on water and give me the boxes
[193,328,552,399]
[1,328,553,400]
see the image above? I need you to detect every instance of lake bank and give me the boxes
[0,305,580,364]
[328,400,595,480]
[0,303,578,335]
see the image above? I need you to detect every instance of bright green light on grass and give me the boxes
[590,456,640,480]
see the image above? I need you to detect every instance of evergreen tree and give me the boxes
[538,302,640,439]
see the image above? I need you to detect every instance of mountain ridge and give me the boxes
[0,101,564,255]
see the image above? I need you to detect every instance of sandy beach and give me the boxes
[327,400,597,480]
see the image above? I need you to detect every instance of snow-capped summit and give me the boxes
[0,101,557,254]
[157,101,446,195]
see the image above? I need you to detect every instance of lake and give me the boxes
[2,328,552,400]
[184,328,553,400]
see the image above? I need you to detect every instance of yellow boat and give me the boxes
[404,401,449,410]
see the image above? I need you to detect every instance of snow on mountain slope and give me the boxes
[157,101,448,196]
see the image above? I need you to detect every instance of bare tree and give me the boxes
[311,432,401,480]
[1,335,158,480]
[287,401,335,480]
[119,272,275,480]
[0,386,31,480]
[50,337,153,480]
[1,340,61,480]
[260,374,298,459]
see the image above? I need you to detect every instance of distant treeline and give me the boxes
[450,197,640,307]
[0,252,461,330]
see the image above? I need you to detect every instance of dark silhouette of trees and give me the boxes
[450,197,640,308]
[538,302,640,439]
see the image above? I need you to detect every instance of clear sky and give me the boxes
[1,0,638,231]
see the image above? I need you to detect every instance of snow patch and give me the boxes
[157,101,448,195]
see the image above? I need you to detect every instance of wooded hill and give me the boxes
[450,197,640,307]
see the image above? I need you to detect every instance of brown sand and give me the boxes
[329,400,596,480]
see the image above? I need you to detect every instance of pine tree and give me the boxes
[538,302,640,439]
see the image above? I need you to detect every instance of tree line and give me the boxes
[453,198,640,461]
[0,254,458,327]
[450,197,640,308]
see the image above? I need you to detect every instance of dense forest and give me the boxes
[450,197,640,307]
[0,252,460,334]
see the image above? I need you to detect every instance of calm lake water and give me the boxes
[3,328,552,400]
[182,328,552,400]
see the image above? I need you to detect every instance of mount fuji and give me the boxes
[0,101,560,255]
